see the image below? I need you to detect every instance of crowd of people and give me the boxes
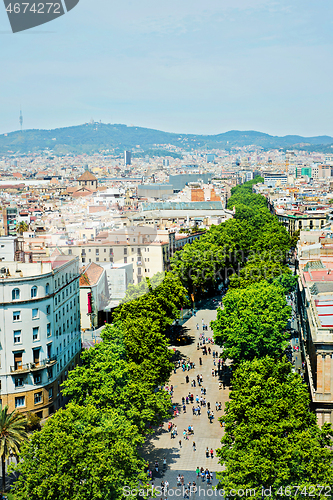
[147,305,226,494]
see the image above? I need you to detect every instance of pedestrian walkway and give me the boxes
[140,298,230,491]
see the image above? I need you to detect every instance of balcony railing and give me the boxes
[10,356,57,374]
[10,364,30,373]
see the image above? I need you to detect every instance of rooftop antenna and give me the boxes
[19,108,23,131]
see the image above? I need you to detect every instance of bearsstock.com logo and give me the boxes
[3,0,79,33]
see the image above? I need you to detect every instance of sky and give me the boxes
[0,0,333,137]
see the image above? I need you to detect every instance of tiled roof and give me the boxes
[77,171,97,181]
[80,262,104,287]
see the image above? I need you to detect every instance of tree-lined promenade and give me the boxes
[7,177,333,499]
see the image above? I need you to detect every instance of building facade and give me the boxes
[0,255,81,418]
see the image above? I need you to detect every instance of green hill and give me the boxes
[1,122,333,155]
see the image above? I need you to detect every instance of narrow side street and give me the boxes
[140,297,230,495]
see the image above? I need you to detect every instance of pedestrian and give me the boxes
[175,425,178,435]
[186,375,189,383]
[207,402,210,410]
[208,347,211,355]
[186,396,189,404]
[183,404,186,413]
[210,448,214,458]
[181,475,185,486]
[211,369,214,377]
[165,480,169,491]
[193,441,196,451]
[206,447,209,458]
[179,439,182,447]
[183,429,187,440]
[177,475,181,486]
[215,401,219,410]
[199,357,202,365]
[203,388,206,395]
[192,406,195,415]
[196,466,200,477]
[219,402,222,411]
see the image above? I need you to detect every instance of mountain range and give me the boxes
[1,123,333,156]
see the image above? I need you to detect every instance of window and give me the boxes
[68,249,72,255]
[33,327,39,341]
[15,377,24,387]
[46,283,50,294]
[13,311,20,322]
[124,257,127,264]
[96,249,99,255]
[96,257,99,261]
[14,352,22,370]
[74,298,76,306]
[48,388,53,400]
[124,248,127,255]
[66,304,69,313]
[138,268,141,275]
[82,258,86,263]
[32,308,38,319]
[62,291,64,299]
[12,288,20,300]
[104,248,106,253]
[33,348,40,366]
[34,374,41,384]
[70,285,72,293]
[14,330,21,344]
[34,392,42,405]
[70,301,72,309]
[15,396,25,408]
[31,286,37,298]
[66,288,68,296]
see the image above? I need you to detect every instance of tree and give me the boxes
[228,258,289,289]
[16,221,28,234]
[13,404,148,500]
[62,323,172,433]
[212,282,291,364]
[0,405,27,492]
[217,357,333,498]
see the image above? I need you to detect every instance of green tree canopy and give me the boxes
[13,403,147,500]
[217,357,333,498]
[212,282,291,364]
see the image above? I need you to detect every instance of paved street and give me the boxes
[140,297,229,496]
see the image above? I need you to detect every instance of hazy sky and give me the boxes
[0,0,333,136]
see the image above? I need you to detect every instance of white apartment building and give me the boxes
[0,255,81,418]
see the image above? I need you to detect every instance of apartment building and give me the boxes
[59,228,176,285]
[0,255,81,418]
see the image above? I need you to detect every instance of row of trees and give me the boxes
[170,177,293,298]
[12,273,189,500]
[207,181,333,497]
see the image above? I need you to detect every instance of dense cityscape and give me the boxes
[0,135,331,497]
[2,0,333,496]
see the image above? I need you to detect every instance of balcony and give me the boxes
[10,356,57,374]
[10,364,30,374]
